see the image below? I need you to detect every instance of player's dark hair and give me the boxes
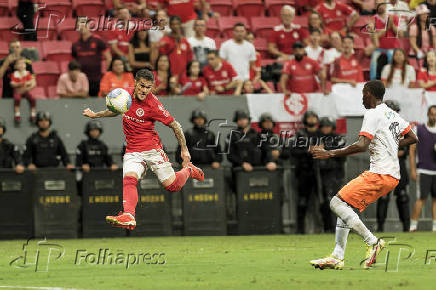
[68,60,81,71]
[169,16,181,24]
[233,22,245,30]
[207,49,219,57]
[135,68,154,82]
[428,105,436,114]
[364,80,385,100]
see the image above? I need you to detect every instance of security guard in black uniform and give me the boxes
[0,118,24,173]
[23,112,74,169]
[76,120,118,172]
[318,117,346,232]
[282,110,320,234]
[259,113,281,163]
[226,110,277,171]
[376,100,411,232]
[176,109,222,168]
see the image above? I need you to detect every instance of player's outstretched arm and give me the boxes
[311,135,371,159]
[83,108,119,119]
[169,120,191,167]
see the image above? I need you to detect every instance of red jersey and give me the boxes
[315,2,355,32]
[203,61,238,94]
[123,87,175,153]
[10,70,32,86]
[374,14,400,49]
[282,56,321,93]
[250,51,261,80]
[108,22,135,56]
[162,0,197,23]
[417,70,436,91]
[268,24,308,55]
[158,35,193,77]
[179,75,207,95]
[331,54,364,82]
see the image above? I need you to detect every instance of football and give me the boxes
[106,88,132,114]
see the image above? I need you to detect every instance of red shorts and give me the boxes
[338,171,399,212]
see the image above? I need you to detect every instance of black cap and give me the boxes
[384,100,400,112]
[190,109,208,123]
[85,120,103,135]
[292,41,304,49]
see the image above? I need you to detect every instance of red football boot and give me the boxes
[106,211,136,230]
[187,162,205,182]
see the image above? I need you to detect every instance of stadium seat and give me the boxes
[209,0,233,17]
[265,0,295,17]
[40,0,73,18]
[104,0,113,10]
[42,41,73,63]
[0,1,8,17]
[206,18,221,38]
[260,59,278,66]
[250,17,280,38]
[254,38,269,58]
[219,17,250,38]
[59,60,69,74]
[73,0,105,17]
[35,16,59,40]
[214,37,225,49]
[235,0,264,20]
[9,0,17,16]
[0,17,20,42]
[57,18,81,43]
[31,87,48,99]
[0,41,9,59]
[293,16,308,28]
[33,61,60,87]
[47,86,59,99]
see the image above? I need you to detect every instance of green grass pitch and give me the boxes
[0,232,435,290]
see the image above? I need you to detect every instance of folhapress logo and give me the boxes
[9,238,65,272]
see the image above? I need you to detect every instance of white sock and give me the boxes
[433,220,436,232]
[410,220,418,231]
[332,217,350,260]
[330,196,377,246]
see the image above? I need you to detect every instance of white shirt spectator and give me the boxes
[219,39,256,81]
[188,36,216,69]
[305,46,326,65]
[149,26,171,43]
[324,48,342,66]
[381,64,416,88]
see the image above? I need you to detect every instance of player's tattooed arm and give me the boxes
[82,108,119,118]
[169,120,191,166]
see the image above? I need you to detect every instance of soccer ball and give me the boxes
[106,88,132,114]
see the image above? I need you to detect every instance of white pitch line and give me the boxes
[0,286,81,290]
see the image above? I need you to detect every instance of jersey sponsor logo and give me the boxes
[124,114,145,123]
[389,121,401,145]
[283,94,308,117]
[136,108,145,117]
[158,105,169,117]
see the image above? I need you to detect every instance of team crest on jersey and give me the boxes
[351,60,357,66]
[293,32,299,39]
[280,34,285,39]
[305,64,312,70]
[181,43,187,50]
[291,65,296,71]
[136,108,145,117]
[222,71,228,77]
[196,81,201,86]
[336,10,341,16]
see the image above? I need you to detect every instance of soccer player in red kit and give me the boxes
[82,69,204,230]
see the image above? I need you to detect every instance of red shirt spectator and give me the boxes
[161,0,197,23]
[107,8,135,57]
[374,13,400,49]
[331,35,363,85]
[281,56,321,93]
[315,0,357,32]
[203,61,238,95]
[180,74,207,95]
[10,69,32,86]
[417,51,436,91]
[417,70,436,91]
[99,58,135,97]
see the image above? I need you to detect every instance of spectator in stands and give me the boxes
[23,112,74,170]
[0,40,34,99]
[56,60,89,99]
[268,5,309,60]
[315,0,359,35]
[76,120,118,172]
[308,11,329,45]
[203,50,243,95]
[188,19,216,69]
[108,8,134,62]
[128,30,154,75]
[386,0,410,15]
[245,32,261,82]
[226,110,277,172]
[324,31,343,66]
[305,29,327,66]
[409,4,436,60]
[331,35,364,86]
[351,0,376,15]
[112,0,148,17]
[158,16,193,78]
[368,0,402,80]
[280,42,327,94]
[0,118,24,174]
[149,9,171,44]
[17,0,37,41]
[417,50,436,91]
[381,48,416,88]
[242,80,273,94]
[99,57,135,97]
[10,58,36,124]
[220,23,257,81]
[179,60,208,100]
[161,0,206,38]
[153,54,171,95]
[72,21,112,97]
[176,109,222,168]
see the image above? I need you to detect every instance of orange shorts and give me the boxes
[338,171,399,212]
